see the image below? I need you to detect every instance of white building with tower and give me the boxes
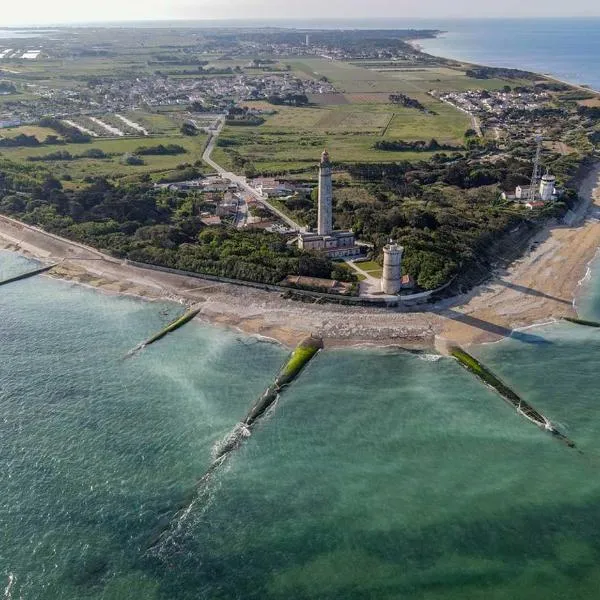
[511,135,557,203]
[381,241,404,295]
[297,150,360,258]
[539,172,556,201]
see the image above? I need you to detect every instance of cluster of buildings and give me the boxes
[84,72,333,114]
[435,89,556,140]
[503,171,558,208]
[249,177,312,198]
[0,70,335,126]
[437,89,550,119]
[0,48,42,60]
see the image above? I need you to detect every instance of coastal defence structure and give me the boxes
[298,151,361,258]
[147,335,324,550]
[381,242,403,295]
[450,346,576,449]
[126,306,202,356]
[0,263,56,287]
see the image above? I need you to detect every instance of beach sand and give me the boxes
[1,163,599,350]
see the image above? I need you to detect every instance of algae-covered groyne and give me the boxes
[0,264,55,287]
[147,335,323,549]
[127,306,202,356]
[450,346,576,449]
[563,316,600,328]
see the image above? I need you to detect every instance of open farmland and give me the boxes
[0,125,60,141]
[214,59,482,175]
[209,57,536,175]
[291,58,531,95]
[0,133,208,182]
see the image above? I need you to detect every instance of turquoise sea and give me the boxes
[3,248,600,599]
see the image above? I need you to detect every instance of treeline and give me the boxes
[0,161,356,286]
[465,66,537,80]
[135,144,187,156]
[504,106,567,121]
[0,134,42,148]
[225,117,266,126]
[578,105,600,119]
[27,148,110,162]
[38,117,91,143]
[22,144,187,163]
[226,106,266,125]
[388,93,426,111]
[374,139,462,152]
[267,94,309,106]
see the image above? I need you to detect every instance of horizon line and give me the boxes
[3,15,600,29]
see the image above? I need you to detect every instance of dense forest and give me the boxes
[278,151,583,290]
[0,159,355,287]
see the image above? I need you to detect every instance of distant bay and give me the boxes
[413,18,600,92]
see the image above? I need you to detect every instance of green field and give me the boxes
[0,133,208,181]
[0,125,61,141]
[289,58,526,95]
[215,100,469,174]
[208,57,520,175]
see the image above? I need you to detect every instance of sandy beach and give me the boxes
[1,163,599,350]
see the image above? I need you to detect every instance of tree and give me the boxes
[180,122,198,136]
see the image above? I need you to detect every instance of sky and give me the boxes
[2,0,600,26]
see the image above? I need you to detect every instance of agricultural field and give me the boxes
[0,133,208,182]
[214,71,474,174]
[0,125,60,141]
[290,58,530,95]
[209,57,535,175]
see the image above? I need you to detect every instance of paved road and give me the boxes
[202,118,304,232]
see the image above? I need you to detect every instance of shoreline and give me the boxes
[1,159,600,351]
[409,35,600,95]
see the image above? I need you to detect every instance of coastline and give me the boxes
[410,33,600,95]
[2,160,600,350]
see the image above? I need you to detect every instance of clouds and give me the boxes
[2,0,599,25]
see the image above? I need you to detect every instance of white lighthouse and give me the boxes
[317,149,333,236]
[381,242,403,295]
[297,150,360,258]
[539,172,556,201]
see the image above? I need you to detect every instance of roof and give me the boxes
[200,215,222,226]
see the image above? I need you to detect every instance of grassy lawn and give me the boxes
[356,260,383,277]
[357,260,382,272]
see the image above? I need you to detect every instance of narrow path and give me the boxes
[202,117,304,231]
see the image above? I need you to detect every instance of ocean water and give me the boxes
[3,248,600,599]
[415,18,600,92]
